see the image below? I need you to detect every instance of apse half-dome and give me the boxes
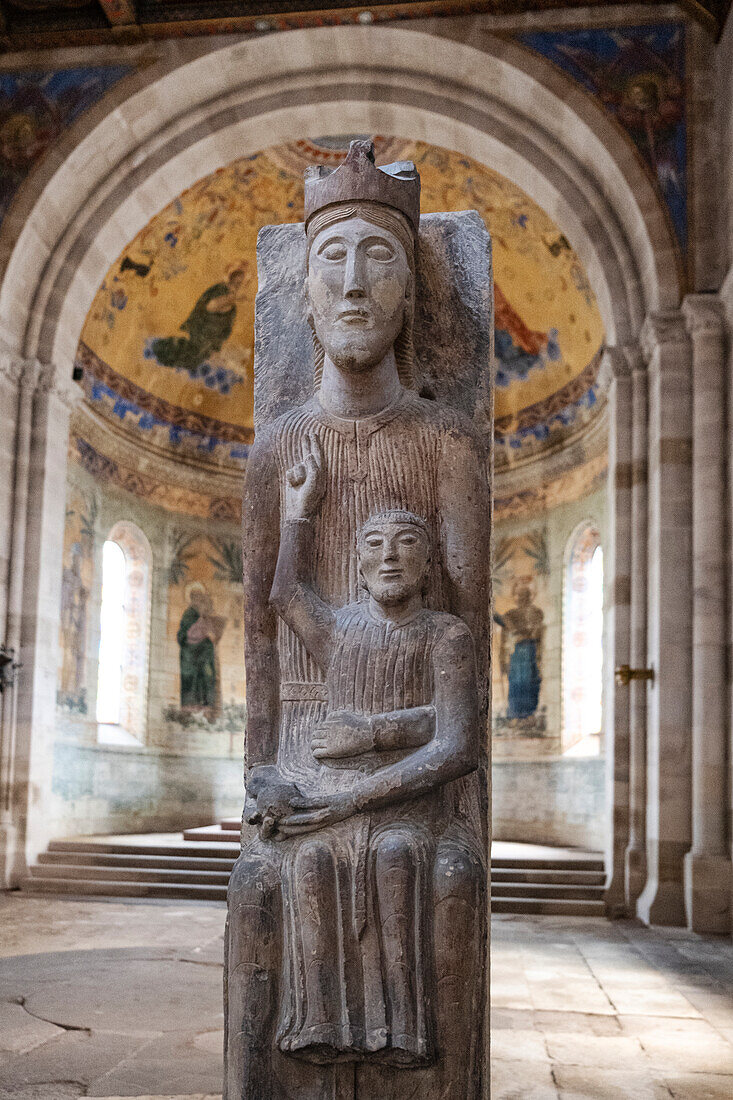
[76,137,605,471]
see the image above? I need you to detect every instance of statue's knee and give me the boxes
[227,850,281,973]
[228,849,279,909]
[375,829,419,890]
[294,836,334,883]
[434,845,484,909]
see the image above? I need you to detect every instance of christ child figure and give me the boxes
[255,434,480,1068]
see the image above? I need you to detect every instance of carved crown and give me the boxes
[304,140,420,232]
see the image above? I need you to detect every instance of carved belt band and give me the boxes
[280,682,328,703]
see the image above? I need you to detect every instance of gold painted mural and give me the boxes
[78,136,604,463]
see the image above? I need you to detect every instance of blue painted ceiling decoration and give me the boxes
[0,65,131,224]
[520,23,688,258]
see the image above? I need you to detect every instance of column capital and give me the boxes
[0,339,25,387]
[602,345,632,382]
[601,342,645,385]
[35,362,83,411]
[682,293,725,337]
[641,310,688,363]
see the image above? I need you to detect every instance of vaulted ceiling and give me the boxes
[0,0,728,49]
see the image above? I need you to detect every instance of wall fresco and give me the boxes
[520,23,687,254]
[0,65,131,225]
[57,484,96,714]
[78,136,604,465]
[165,532,246,740]
[492,529,550,739]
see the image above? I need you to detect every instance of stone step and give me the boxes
[491,882,603,901]
[38,850,237,871]
[24,876,228,901]
[491,897,606,916]
[491,857,604,872]
[220,818,241,831]
[32,836,607,915]
[491,869,605,885]
[48,838,239,858]
[183,825,241,842]
[30,863,232,885]
[25,874,606,915]
[42,844,602,880]
[30,862,604,898]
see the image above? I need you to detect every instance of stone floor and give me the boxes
[0,894,732,1099]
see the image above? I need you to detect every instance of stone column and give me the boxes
[637,311,693,928]
[624,346,649,908]
[682,295,731,933]
[0,347,23,641]
[0,357,40,886]
[604,346,632,917]
[4,364,81,882]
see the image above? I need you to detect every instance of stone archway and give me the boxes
[0,23,678,882]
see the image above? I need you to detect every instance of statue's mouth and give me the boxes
[338,308,370,325]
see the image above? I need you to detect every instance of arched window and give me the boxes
[96,522,152,744]
[562,524,603,757]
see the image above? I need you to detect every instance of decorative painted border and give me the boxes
[77,340,254,446]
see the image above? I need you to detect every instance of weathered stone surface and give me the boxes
[226,142,493,1099]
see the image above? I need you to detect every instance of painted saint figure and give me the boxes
[495,583,544,720]
[59,542,88,702]
[226,141,491,1100]
[177,586,226,711]
[150,266,245,374]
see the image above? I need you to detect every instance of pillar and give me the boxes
[624,346,649,908]
[604,346,632,917]
[0,357,38,886]
[637,311,693,927]
[2,361,81,884]
[682,295,731,933]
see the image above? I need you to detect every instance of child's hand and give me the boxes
[312,711,374,760]
[285,433,325,520]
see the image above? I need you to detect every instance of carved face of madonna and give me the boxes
[358,521,430,606]
[307,215,410,373]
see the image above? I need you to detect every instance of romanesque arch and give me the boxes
[0,23,679,880]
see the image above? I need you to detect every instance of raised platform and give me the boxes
[25,827,606,915]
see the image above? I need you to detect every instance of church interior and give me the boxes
[1,0,733,1096]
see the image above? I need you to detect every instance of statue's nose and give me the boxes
[344,249,366,298]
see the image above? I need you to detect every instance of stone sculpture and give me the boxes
[225,141,493,1100]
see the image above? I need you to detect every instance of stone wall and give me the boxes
[51,428,246,837]
[491,482,607,848]
[50,740,242,836]
[493,757,605,850]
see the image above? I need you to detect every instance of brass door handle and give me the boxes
[615,664,654,686]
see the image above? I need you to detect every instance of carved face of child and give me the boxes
[357,520,430,606]
[307,215,410,374]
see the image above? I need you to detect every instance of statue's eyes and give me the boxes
[399,534,418,546]
[365,537,383,548]
[320,243,347,261]
[366,243,394,262]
